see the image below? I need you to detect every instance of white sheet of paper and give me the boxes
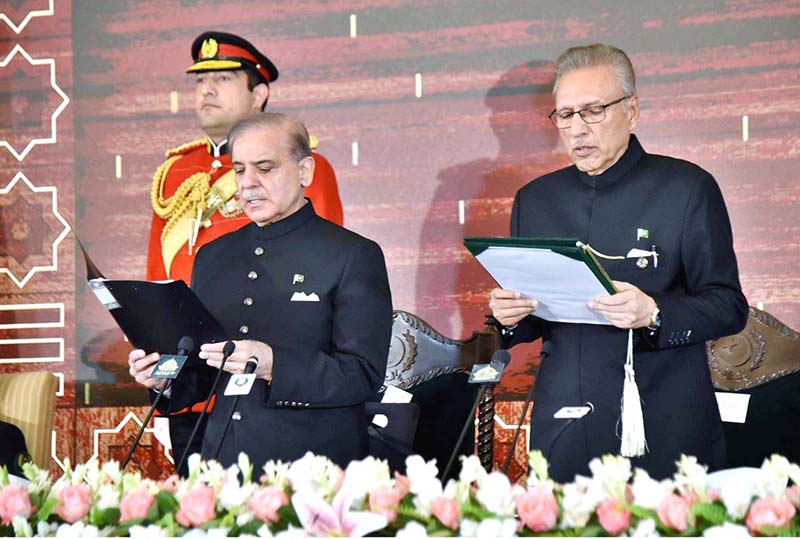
[475,246,612,325]
[715,392,750,423]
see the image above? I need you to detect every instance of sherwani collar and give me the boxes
[576,134,644,189]
[247,199,316,241]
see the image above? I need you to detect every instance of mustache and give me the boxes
[238,188,266,201]
[570,137,590,149]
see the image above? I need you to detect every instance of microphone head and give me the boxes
[244,356,259,374]
[178,336,194,355]
[222,341,236,357]
[490,349,512,367]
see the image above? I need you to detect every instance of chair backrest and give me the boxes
[0,371,57,468]
[706,307,800,467]
[707,307,800,391]
[384,311,499,477]
[385,310,499,390]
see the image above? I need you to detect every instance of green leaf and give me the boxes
[580,523,605,536]
[36,497,57,522]
[460,504,496,521]
[238,520,263,535]
[396,504,429,523]
[276,504,300,528]
[145,501,160,521]
[90,506,120,527]
[759,524,795,537]
[155,490,179,515]
[690,502,728,527]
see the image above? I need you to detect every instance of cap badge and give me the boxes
[201,38,219,59]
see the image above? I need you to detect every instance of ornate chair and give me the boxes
[706,307,800,466]
[0,371,57,468]
[375,310,499,476]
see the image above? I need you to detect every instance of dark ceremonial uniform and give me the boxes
[505,135,747,481]
[165,202,392,468]
[146,140,342,474]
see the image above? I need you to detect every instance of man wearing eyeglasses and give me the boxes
[488,43,747,482]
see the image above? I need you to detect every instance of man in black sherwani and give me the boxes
[129,113,392,469]
[489,43,748,482]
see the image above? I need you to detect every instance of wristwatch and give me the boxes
[648,305,661,330]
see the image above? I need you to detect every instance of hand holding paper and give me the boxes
[489,287,538,326]
[465,237,616,325]
[589,280,657,329]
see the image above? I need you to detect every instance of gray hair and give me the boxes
[229,112,311,163]
[553,43,636,96]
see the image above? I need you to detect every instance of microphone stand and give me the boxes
[210,356,259,461]
[175,341,236,475]
[121,386,168,470]
[501,343,551,475]
[441,385,486,481]
[122,336,194,471]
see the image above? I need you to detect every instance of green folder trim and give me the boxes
[463,236,617,295]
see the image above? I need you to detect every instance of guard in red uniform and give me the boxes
[145,32,343,473]
[147,31,343,284]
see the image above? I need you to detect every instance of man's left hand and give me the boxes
[589,280,656,329]
[199,340,274,381]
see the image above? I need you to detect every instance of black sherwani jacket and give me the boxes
[507,135,748,481]
[166,202,392,469]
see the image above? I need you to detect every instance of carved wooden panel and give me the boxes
[707,307,800,391]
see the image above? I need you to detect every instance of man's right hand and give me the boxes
[128,349,168,391]
[489,287,538,327]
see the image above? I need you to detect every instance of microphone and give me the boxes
[546,401,595,463]
[244,356,259,374]
[175,340,235,475]
[211,356,260,460]
[502,341,553,474]
[122,336,194,470]
[177,336,194,357]
[441,349,511,480]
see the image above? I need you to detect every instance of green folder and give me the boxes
[463,236,616,295]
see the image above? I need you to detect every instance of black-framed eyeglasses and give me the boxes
[547,95,631,129]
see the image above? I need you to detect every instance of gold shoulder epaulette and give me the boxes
[309,134,319,151]
[165,138,209,158]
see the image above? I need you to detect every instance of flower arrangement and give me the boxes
[1,450,799,537]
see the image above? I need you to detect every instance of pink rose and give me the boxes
[368,486,400,523]
[394,472,410,499]
[0,484,33,525]
[746,496,796,535]
[786,486,800,509]
[56,484,91,523]
[119,487,155,522]
[515,486,558,532]
[596,498,631,536]
[176,485,216,528]
[158,474,180,494]
[248,486,288,523]
[430,496,460,530]
[657,494,690,532]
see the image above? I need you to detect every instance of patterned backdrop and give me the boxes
[1,0,799,480]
